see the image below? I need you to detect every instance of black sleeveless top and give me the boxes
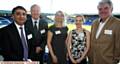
[49,25,68,63]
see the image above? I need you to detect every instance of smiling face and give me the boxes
[54,11,64,22]
[75,16,84,29]
[31,5,40,20]
[97,2,113,20]
[12,9,27,25]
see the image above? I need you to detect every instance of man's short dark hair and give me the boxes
[12,6,27,14]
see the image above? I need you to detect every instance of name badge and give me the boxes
[27,34,32,39]
[55,30,61,35]
[104,30,112,35]
[40,29,45,34]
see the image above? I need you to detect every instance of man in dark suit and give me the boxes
[0,6,34,61]
[25,4,48,64]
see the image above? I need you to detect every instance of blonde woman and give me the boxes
[67,15,90,64]
[47,11,68,64]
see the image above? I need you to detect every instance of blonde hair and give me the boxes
[76,15,85,22]
[54,10,66,27]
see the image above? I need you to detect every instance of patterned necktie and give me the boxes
[19,27,28,61]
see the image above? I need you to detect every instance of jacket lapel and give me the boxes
[11,23,23,46]
[98,16,114,39]
[91,19,100,39]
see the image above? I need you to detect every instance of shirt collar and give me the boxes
[32,18,40,23]
[14,22,25,29]
[99,16,111,23]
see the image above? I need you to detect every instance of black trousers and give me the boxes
[69,58,87,64]
[32,51,44,64]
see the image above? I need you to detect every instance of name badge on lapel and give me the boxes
[104,30,112,35]
[40,29,45,34]
[27,34,32,40]
[55,30,61,35]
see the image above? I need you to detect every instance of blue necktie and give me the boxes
[20,27,28,61]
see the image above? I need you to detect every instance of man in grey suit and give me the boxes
[25,4,48,64]
[89,0,120,64]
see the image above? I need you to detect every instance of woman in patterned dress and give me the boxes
[67,15,90,64]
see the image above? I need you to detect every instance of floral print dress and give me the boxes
[71,29,86,59]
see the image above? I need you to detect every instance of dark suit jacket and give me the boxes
[0,22,34,61]
[0,29,2,54]
[25,16,48,51]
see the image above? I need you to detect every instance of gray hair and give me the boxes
[30,4,40,11]
[98,0,113,8]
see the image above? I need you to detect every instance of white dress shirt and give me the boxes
[96,17,110,39]
[14,22,33,61]
[14,22,28,45]
[32,18,40,29]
